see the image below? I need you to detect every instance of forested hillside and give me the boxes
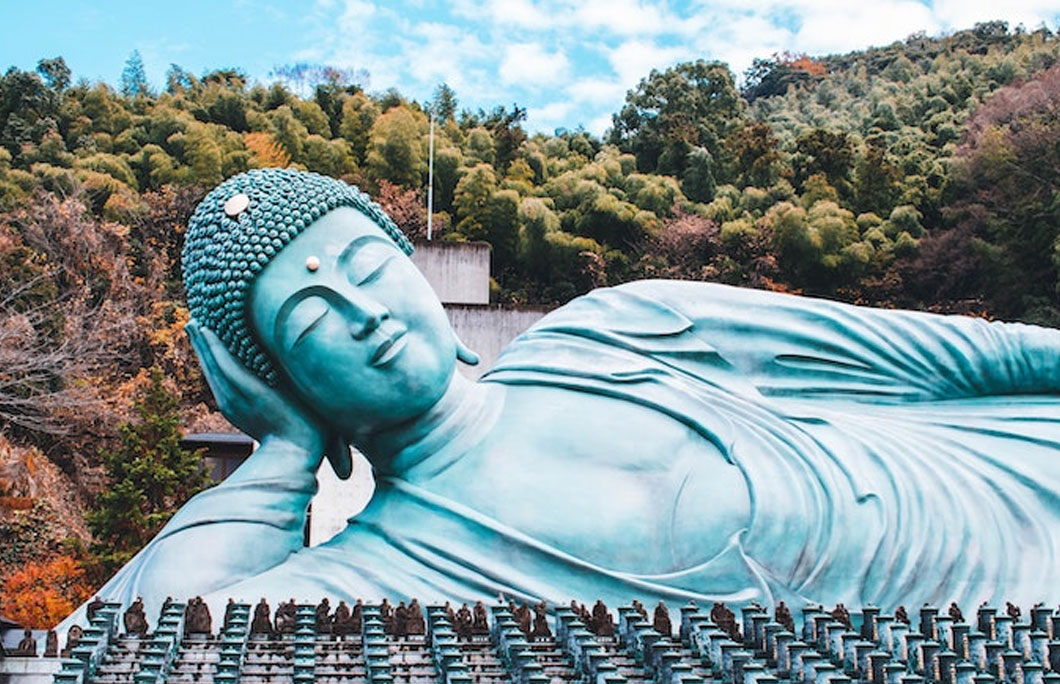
[2,21,1060,624]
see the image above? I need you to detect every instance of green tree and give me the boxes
[120,50,150,97]
[794,128,853,193]
[36,57,70,92]
[610,60,744,177]
[268,105,309,163]
[453,162,498,237]
[854,138,901,215]
[366,107,426,187]
[681,147,716,203]
[431,83,458,121]
[339,92,380,165]
[87,369,209,572]
[727,122,784,188]
[465,127,495,165]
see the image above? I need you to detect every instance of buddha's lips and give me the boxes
[371,328,408,367]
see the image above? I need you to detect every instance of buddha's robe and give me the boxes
[59,282,1060,631]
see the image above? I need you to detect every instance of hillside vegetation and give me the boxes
[1,21,1059,623]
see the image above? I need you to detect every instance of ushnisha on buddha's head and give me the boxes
[182,169,468,449]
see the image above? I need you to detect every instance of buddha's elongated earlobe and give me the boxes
[326,433,353,480]
[455,335,480,366]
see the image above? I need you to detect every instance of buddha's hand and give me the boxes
[186,320,326,469]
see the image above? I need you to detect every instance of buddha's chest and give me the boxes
[429,385,751,574]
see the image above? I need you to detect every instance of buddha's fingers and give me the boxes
[187,320,241,421]
[186,319,327,472]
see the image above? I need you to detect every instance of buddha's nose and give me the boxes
[348,296,389,340]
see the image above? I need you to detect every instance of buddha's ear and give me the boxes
[455,334,480,366]
[325,433,353,480]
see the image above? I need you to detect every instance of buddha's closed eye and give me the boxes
[284,295,329,350]
[346,242,396,286]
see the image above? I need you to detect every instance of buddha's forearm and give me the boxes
[93,437,319,603]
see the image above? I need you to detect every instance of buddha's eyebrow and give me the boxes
[338,234,393,267]
[273,285,330,344]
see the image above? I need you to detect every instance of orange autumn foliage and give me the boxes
[784,54,826,77]
[1,556,93,628]
[244,131,292,168]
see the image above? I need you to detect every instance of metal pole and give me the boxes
[427,111,435,241]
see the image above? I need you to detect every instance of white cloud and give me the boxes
[297,0,1060,134]
[566,77,628,105]
[500,42,571,87]
[791,0,941,55]
[529,101,575,131]
[586,113,615,137]
[932,0,1060,30]
[404,22,492,93]
[572,0,669,36]
[607,39,692,85]
[486,0,557,30]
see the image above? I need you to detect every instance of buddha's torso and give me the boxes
[389,383,752,576]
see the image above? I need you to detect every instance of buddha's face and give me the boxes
[248,207,456,436]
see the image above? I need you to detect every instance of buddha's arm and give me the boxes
[626,280,1060,401]
[87,436,318,604]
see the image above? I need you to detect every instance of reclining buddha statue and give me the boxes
[61,169,1060,630]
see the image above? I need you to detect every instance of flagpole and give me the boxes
[427,111,435,241]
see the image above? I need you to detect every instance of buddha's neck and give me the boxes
[360,370,500,482]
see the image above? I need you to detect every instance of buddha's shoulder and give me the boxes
[543,280,806,324]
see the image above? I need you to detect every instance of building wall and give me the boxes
[0,657,61,684]
[410,241,491,305]
[447,305,548,378]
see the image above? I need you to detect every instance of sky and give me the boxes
[3,1,1060,135]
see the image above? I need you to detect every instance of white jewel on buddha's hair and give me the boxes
[306,256,320,272]
[224,193,250,217]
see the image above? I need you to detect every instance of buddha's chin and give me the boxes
[329,364,455,432]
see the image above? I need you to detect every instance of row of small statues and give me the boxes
[248,596,429,637]
[447,601,491,639]
[571,599,616,637]
[65,594,1059,652]
[378,598,426,636]
[510,600,553,639]
[5,626,83,658]
[313,598,364,636]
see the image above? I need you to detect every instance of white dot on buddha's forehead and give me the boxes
[224,193,250,217]
[306,256,320,272]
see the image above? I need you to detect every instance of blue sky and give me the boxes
[3,1,1060,135]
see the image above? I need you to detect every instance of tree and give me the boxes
[794,129,853,192]
[120,50,150,97]
[941,63,1060,321]
[36,57,70,92]
[431,83,458,121]
[453,162,498,237]
[165,63,196,94]
[0,66,61,156]
[339,92,380,165]
[742,52,825,102]
[854,138,901,216]
[485,104,527,174]
[268,105,309,163]
[366,107,426,187]
[244,131,291,168]
[727,122,784,188]
[609,60,744,177]
[1,555,93,628]
[681,147,716,203]
[374,180,426,239]
[87,369,209,572]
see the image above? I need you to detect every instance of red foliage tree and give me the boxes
[1,555,93,628]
